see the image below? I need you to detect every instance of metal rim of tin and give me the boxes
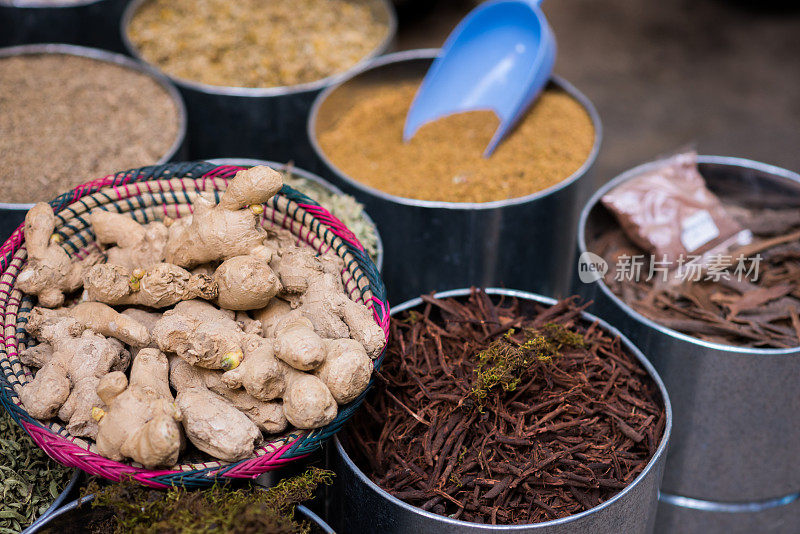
[0,0,105,7]
[334,287,673,531]
[659,491,800,514]
[120,0,398,97]
[0,43,188,210]
[207,158,385,272]
[307,48,603,211]
[577,154,800,355]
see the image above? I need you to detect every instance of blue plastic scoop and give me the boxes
[403,0,556,157]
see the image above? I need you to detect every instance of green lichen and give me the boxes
[541,322,586,349]
[401,310,423,325]
[83,467,333,534]
[470,324,585,406]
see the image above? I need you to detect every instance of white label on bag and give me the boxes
[681,210,720,252]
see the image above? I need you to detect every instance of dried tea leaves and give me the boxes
[317,80,595,203]
[345,290,665,525]
[0,409,72,532]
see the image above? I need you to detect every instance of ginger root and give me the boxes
[153,300,244,370]
[19,310,130,438]
[255,297,374,404]
[271,247,385,358]
[84,263,217,309]
[268,310,327,371]
[91,210,168,270]
[17,202,97,308]
[165,166,282,268]
[196,368,287,434]
[213,251,281,310]
[170,356,261,462]
[15,164,385,465]
[94,349,183,468]
[86,254,280,311]
[222,335,337,430]
[313,338,372,405]
[26,302,150,348]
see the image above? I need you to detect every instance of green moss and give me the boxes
[83,467,333,534]
[470,324,585,405]
[541,322,586,349]
[401,310,423,325]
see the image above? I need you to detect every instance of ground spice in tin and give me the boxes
[591,201,800,348]
[128,0,390,89]
[0,54,180,204]
[317,80,595,203]
[345,289,665,525]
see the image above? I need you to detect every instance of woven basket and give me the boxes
[0,162,390,488]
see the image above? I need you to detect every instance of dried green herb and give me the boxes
[283,169,381,262]
[0,408,71,533]
[81,467,334,534]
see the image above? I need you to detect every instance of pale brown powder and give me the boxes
[128,0,390,89]
[0,54,180,204]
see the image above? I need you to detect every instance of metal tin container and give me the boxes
[0,43,188,241]
[121,0,397,164]
[0,0,128,52]
[577,156,800,505]
[329,288,672,534]
[308,50,602,304]
[208,158,384,271]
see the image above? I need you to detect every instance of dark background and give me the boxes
[394,0,800,184]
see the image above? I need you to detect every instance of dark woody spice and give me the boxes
[590,202,800,348]
[345,289,665,525]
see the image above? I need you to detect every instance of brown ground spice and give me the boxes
[317,80,595,203]
[0,54,180,204]
[128,0,390,89]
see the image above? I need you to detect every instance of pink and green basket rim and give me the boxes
[0,161,390,488]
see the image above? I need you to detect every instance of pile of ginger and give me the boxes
[15,166,385,468]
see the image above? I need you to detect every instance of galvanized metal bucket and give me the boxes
[208,158,384,272]
[308,50,602,304]
[329,288,672,534]
[0,0,128,52]
[576,156,800,524]
[0,43,188,241]
[121,0,397,165]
